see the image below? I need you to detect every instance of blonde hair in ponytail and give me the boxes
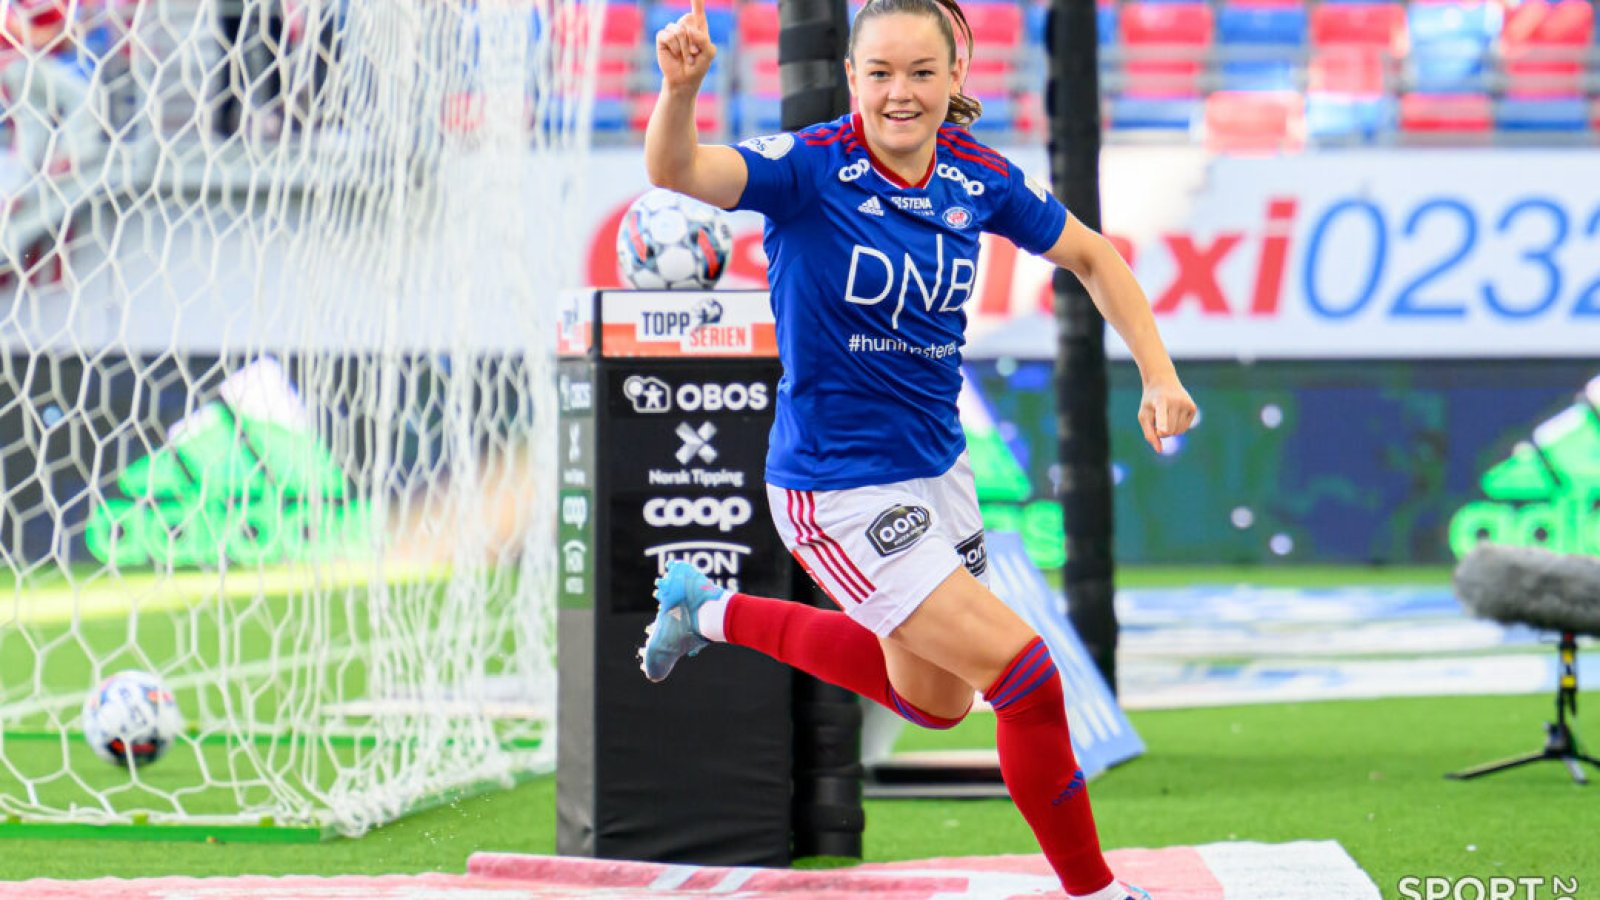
[848,0,984,127]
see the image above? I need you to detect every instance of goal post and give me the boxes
[0,0,601,838]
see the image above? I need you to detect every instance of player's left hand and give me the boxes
[1138,377,1197,454]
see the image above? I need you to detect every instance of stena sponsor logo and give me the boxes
[892,196,934,214]
[867,505,932,556]
[838,159,871,182]
[644,496,754,532]
[845,233,978,329]
[644,540,752,591]
[936,164,984,197]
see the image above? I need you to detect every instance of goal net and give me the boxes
[0,0,601,836]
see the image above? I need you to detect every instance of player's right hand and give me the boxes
[656,0,717,92]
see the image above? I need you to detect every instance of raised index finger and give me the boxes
[690,0,707,27]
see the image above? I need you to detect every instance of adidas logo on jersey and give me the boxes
[857,196,884,217]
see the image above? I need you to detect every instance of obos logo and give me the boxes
[936,164,984,197]
[838,159,871,182]
[644,496,753,532]
[956,531,988,577]
[624,378,769,414]
[867,504,931,556]
[942,206,974,230]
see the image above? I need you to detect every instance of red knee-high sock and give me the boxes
[723,593,964,729]
[985,637,1115,896]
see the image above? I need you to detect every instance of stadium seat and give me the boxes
[734,95,782,137]
[964,2,1023,96]
[1496,96,1592,131]
[556,3,645,94]
[1216,3,1308,91]
[1203,90,1305,153]
[1108,96,1201,130]
[1406,2,1500,93]
[631,93,726,136]
[1308,3,1404,96]
[1119,2,1215,96]
[1397,91,1493,133]
[1304,93,1394,140]
[967,94,1016,136]
[1502,0,1594,97]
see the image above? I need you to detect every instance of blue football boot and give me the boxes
[638,561,723,682]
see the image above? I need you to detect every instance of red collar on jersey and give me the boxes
[851,112,937,190]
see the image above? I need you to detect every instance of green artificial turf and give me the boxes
[5,693,1597,900]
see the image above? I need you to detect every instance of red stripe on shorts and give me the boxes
[796,491,876,599]
[786,490,871,603]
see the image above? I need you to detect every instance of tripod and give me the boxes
[1449,632,1600,785]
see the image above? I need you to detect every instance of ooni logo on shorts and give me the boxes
[956,531,988,577]
[867,505,931,556]
[643,496,753,532]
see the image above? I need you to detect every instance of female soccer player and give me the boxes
[640,0,1195,896]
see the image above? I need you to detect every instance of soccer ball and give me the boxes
[82,670,184,767]
[617,188,733,290]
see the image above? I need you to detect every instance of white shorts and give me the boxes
[766,452,991,637]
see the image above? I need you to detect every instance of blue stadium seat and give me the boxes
[734,96,783,138]
[1305,93,1394,139]
[1407,2,1500,93]
[968,95,1016,135]
[1108,96,1201,130]
[1217,4,1309,91]
[592,95,632,132]
[647,4,735,44]
[1496,96,1591,131]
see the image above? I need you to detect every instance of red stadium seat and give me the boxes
[1203,90,1305,153]
[1120,2,1215,97]
[1308,3,1405,97]
[556,4,645,94]
[737,2,780,45]
[1502,0,1594,97]
[965,1,1025,47]
[1397,92,1493,132]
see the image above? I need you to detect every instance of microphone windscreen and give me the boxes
[1454,545,1600,636]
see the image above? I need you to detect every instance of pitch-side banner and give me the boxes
[580,147,1600,360]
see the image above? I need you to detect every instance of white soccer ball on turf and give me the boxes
[82,670,184,767]
[617,188,733,290]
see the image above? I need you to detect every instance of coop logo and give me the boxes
[936,164,984,197]
[644,540,751,590]
[624,378,770,414]
[1448,380,1600,559]
[838,159,871,182]
[561,495,589,528]
[867,504,931,556]
[942,206,974,229]
[891,196,933,214]
[644,496,753,532]
[740,133,794,160]
[956,531,988,577]
[676,421,718,465]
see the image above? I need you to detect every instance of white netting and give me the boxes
[0,0,600,835]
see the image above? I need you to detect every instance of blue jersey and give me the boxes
[730,113,1069,491]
